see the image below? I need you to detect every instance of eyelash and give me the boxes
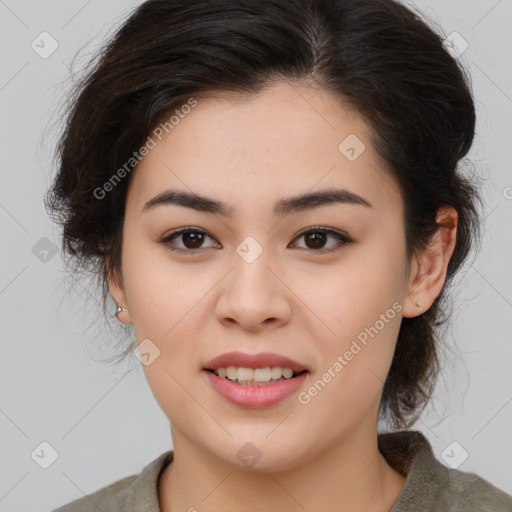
[159,226,353,255]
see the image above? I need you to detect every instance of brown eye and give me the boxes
[291,227,352,254]
[179,231,206,249]
[304,231,328,250]
[160,228,219,252]
[160,226,352,255]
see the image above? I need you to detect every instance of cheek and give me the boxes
[136,315,205,422]
[293,238,406,404]
[292,241,406,338]
[298,301,402,438]
[121,235,209,338]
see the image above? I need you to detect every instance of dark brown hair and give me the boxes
[45,0,482,429]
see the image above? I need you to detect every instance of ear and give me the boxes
[104,253,133,325]
[402,205,458,318]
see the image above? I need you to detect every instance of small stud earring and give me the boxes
[415,302,422,312]
[115,305,127,319]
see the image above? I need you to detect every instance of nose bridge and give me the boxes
[230,235,278,298]
[216,236,291,328]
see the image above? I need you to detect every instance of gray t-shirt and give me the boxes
[52,430,512,511]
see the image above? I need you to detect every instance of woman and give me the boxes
[47,0,512,510]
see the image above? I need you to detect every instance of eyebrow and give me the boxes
[142,188,373,217]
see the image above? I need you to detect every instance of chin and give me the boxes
[209,436,308,474]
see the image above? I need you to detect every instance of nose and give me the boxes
[214,249,292,332]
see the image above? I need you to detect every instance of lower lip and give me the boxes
[204,370,309,408]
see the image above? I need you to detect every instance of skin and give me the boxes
[108,79,457,512]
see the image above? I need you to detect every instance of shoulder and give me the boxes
[379,430,512,512]
[51,450,174,512]
[51,474,137,512]
[438,467,512,511]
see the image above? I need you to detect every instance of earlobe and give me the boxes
[114,305,131,323]
[105,258,133,325]
[403,206,458,318]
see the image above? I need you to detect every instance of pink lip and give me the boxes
[204,370,309,408]
[202,351,309,373]
[202,351,310,408]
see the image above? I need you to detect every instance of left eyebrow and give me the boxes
[142,188,373,217]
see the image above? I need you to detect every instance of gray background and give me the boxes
[1,0,511,510]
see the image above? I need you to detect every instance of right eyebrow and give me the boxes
[142,187,373,217]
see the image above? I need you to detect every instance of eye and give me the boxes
[290,226,352,254]
[159,227,219,253]
[159,226,352,254]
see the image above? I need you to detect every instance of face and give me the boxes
[110,80,417,472]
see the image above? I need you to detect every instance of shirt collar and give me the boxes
[125,430,445,511]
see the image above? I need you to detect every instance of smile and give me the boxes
[212,365,304,385]
[203,368,309,408]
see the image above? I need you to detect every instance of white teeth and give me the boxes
[237,367,254,381]
[282,368,293,378]
[226,366,238,380]
[253,367,271,382]
[271,366,282,379]
[213,365,298,383]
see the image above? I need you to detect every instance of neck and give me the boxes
[158,423,406,512]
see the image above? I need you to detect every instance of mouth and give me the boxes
[202,351,310,407]
[204,366,309,386]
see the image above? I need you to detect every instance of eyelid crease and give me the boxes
[158,225,353,255]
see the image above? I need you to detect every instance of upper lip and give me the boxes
[203,351,309,373]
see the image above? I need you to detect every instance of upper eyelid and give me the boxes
[163,225,348,239]
[161,226,350,248]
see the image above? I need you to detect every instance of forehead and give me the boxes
[126,80,402,218]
